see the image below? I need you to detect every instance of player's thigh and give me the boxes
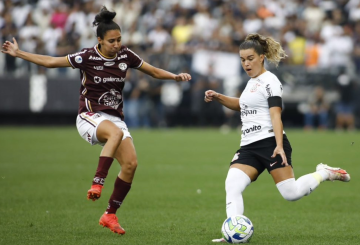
[114,137,137,166]
[96,119,123,143]
[76,112,111,145]
[270,166,295,184]
[256,136,293,172]
[230,149,263,182]
[230,163,259,182]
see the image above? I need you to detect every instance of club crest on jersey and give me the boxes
[75,56,82,63]
[250,83,261,92]
[119,63,127,71]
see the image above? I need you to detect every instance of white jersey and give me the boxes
[239,71,285,146]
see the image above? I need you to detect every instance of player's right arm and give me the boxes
[1,37,70,68]
[204,90,240,111]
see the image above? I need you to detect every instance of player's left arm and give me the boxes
[138,62,191,82]
[266,81,288,166]
[269,106,288,165]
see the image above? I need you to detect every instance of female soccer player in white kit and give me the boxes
[204,33,350,243]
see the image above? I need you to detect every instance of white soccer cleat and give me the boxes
[316,163,350,182]
[212,238,227,243]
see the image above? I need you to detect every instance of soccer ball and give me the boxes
[221,215,254,243]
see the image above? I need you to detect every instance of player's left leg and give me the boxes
[272,163,350,202]
[272,166,315,201]
[99,137,137,234]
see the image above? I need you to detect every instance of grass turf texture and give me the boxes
[0,127,359,245]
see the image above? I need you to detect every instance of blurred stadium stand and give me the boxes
[1,0,359,128]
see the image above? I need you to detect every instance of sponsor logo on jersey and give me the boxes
[69,50,87,58]
[242,125,262,136]
[240,103,257,117]
[104,62,115,66]
[241,109,257,117]
[94,66,103,70]
[250,83,261,92]
[265,84,273,96]
[98,89,123,109]
[118,54,127,60]
[103,77,125,83]
[94,76,102,83]
[119,63,127,71]
[93,76,125,83]
[89,55,102,60]
[75,56,83,63]
[280,84,283,92]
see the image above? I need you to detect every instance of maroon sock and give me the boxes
[106,177,132,214]
[92,156,114,186]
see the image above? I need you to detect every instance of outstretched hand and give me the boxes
[174,73,191,82]
[204,90,219,102]
[1,37,19,57]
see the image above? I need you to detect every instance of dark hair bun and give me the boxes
[93,6,116,26]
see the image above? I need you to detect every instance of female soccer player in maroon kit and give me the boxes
[1,6,191,234]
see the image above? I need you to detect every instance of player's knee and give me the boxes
[276,178,301,201]
[280,191,300,202]
[225,175,247,194]
[122,158,138,173]
[110,128,124,143]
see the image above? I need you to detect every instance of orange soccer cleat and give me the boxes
[99,212,126,235]
[87,184,103,201]
[316,163,351,182]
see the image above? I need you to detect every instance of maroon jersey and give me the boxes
[66,44,143,119]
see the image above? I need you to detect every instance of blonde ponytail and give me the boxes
[240,33,287,67]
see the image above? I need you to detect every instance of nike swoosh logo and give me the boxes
[270,161,277,167]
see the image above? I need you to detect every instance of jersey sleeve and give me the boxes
[262,78,283,99]
[66,49,88,69]
[126,48,143,69]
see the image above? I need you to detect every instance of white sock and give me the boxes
[316,169,329,181]
[225,168,251,217]
[276,172,323,201]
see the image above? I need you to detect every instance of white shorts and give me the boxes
[76,111,131,146]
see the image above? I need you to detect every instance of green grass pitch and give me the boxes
[0,127,359,245]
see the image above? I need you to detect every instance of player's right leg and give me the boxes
[213,150,260,243]
[225,164,256,217]
[76,112,124,201]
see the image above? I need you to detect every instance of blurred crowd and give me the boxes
[1,0,359,129]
